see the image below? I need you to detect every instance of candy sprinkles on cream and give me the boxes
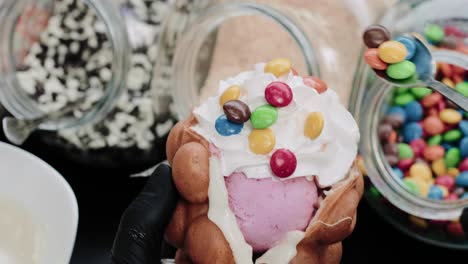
[192,60,360,263]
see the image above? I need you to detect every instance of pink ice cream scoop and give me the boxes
[225,172,318,252]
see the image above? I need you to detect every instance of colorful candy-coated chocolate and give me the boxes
[398,143,414,159]
[409,139,426,157]
[422,116,445,135]
[455,171,468,187]
[443,129,462,142]
[460,120,468,136]
[270,149,297,178]
[403,178,420,195]
[250,105,278,129]
[445,148,461,168]
[383,114,404,128]
[409,163,432,182]
[364,48,388,70]
[387,106,407,122]
[442,77,455,88]
[264,58,292,77]
[425,24,445,43]
[409,215,428,229]
[440,109,462,124]
[378,41,408,64]
[428,185,444,200]
[304,112,324,140]
[448,168,460,178]
[459,158,468,171]
[423,145,445,161]
[398,158,414,171]
[455,82,468,97]
[392,167,404,179]
[395,36,416,60]
[378,123,393,142]
[303,76,328,94]
[248,129,275,155]
[404,101,423,122]
[402,122,423,142]
[394,93,415,106]
[215,115,244,136]
[410,87,432,99]
[363,24,391,48]
[220,85,241,106]
[421,93,443,108]
[432,159,447,176]
[223,100,251,124]
[446,221,465,239]
[264,81,293,107]
[460,137,468,158]
[386,60,416,80]
[427,135,442,146]
[435,175,455,191]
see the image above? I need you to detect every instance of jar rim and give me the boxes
[0,0,129,130]
[168,2,320,120]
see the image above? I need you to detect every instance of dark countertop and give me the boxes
[2,130,468,263]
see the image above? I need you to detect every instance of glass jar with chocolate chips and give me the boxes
[351,0,468,249]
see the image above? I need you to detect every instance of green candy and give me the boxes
[455,82,468,97]
[443,130,462,142]
[410,87,433,99]
[387,60,416,80]
[394,93,415,106]
[445,148,461,168]
[404,179,420,195]
[396,87,409,94]
[250,105,278,129]
[398,143,414,159]
[424,24,445,43]
[427,135,442,146]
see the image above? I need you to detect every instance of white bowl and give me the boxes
[0,142,78,264]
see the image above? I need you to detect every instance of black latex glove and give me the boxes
[110,164,179,264]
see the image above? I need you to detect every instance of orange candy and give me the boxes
[303,76,328,94]
[422,116,445,135]
[423,145,446,161]
[364,48,388,70]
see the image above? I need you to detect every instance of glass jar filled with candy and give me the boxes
[351,0,468,249]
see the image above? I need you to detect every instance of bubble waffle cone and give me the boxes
[164,116,363,264]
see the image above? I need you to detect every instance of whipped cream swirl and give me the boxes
[192,63,360,187]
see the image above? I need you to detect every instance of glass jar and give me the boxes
[351,0,468,249]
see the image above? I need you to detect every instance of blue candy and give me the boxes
[461,192,468,200]
[215,115,243,136]
[392,167,404,180]
[395,36,416,60]
[404,101,423,122]
[455,171,468,187]
[428,185,444,200]
[403,122,423,143]
[387,106,407,123]
[460,120,468,136]
[461,137,468,158]
[441,142,454,151]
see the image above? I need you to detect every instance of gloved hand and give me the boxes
[110,164,179,264]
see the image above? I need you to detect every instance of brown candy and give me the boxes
[363,25,391,48]
[382,114,404,129]
[223,100,251,124]
[385,154,399,166]
[383,143,398,156]
[378,123,393,142]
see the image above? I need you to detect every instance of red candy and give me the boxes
[265,81,293,107]
[444,25,467,38]
[364,48,388,70]
[303,76,328,94]
[445,194,459,201]
[422,116,445,135]
[459,158,468,172]
[447,222,465,239]
[270,149,297,178]
[435,175,455,191]
[438,63,452,78]
[423,145,445,161]
[421,93,443,108]
[398,158,414,171]
[410,139,426,157]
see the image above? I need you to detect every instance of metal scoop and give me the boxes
[372,33,468,111]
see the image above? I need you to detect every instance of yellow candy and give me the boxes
[409,163,433,182]
[448,168,460,177]
[431,159,447,176]
[265,58,292,77]
[439,109,462,124]
[357,156,368,176]
[411,177,431,197]
[304,112,324,140]
[378,41,408,63]
[219,85,241,106]
[442,77,455,88]
[409,215,428,229]
[249,129,276,154]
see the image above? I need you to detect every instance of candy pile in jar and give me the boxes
[358,22,468,240]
